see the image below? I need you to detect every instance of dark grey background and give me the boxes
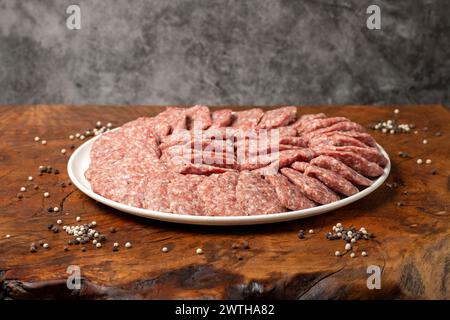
[0,0,448,106]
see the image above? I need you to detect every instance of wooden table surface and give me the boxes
[0,105,448,300]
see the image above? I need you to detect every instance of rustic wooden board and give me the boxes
[0,105,448,300]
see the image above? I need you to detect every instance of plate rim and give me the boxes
[67,131,391,226]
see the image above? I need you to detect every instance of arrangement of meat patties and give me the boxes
[85,106,388,216]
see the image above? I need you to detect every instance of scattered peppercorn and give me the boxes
[43,192,50,198]
[361,251,368,257]
[162,246,168,253]
[196,248,203,255]
[397,151,412,159]
[431,169,437,175]
[109,227,117,233]
[16,193,23,199]
[43,243,49,249]
[64,246,69,252]
[125,242,132,249]
[81,247,86,252]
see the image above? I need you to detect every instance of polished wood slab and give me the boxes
[0,104,448,299]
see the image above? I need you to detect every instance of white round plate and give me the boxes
[68,133,390,226]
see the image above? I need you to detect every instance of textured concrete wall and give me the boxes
[0,0,448,106]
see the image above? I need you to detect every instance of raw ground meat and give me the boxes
[312,149,384,177]
[173,163,236,175]
[310,155,373,187]
[258,106,297,129]
[280,168,340,205]
[335,131,377,147]
[211,109,234,128]
[308,133,370,149]
[88,158,151,208]
[290,161,308,172]
[303,121,366,141]
[279,136,308,147]
[299,117,348,134]
[274,149,316,168]
[322,146,388,167]
[142,164,176,212]
[303,164,359,196]
[86,106,387,216]
[289,113,326,130]
[197,172,242,216]
[265,174,316,210]
[156,107,187,134]
[231,108,264,129]
[186,105,212,130]
[167,174,206,215]
[274,126,298,137]
[236,171,285,215]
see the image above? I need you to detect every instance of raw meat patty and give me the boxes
[186,105,212,130]
[198,172,242,216]
[265,174,316,210]
[142,164,176,212]
[211,109,234,128]
[232,108,264,129]
[289,113,326,130]
[313,149,384,177]
[303,164,359,196]
[310,155,373,187]
[321,146,388,167]
[299,117,348,134]
[308,133,370,149]
[167,174,206,215]
[258,106,297,129]
[280,168,340,204]
[236,171,285,215]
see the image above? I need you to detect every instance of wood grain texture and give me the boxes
[0,105,449,300]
